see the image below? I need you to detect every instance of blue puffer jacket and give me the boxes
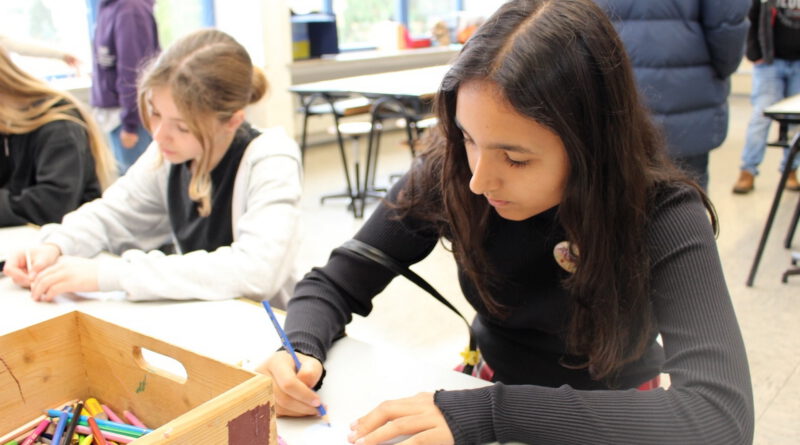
[594,0,750,158]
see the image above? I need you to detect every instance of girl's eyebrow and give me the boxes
[147,100,185,123]
[454,116,533,154]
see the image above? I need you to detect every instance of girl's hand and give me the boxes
[256,350,325,417]
[3,244,61,287]
[29,256,99,301]
[348,392,454,445]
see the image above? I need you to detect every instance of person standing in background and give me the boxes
[91,0,160,174]
[733,0,800,194]
[595,0,750,191]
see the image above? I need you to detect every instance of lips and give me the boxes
[487,197,510,207]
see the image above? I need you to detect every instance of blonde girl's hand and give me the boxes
[256,350,326,417]
[29,256,99,302]
[3,244,62,287]
[348,392,454,445]
[120,130,139,148]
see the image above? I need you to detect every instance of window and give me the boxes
[290,0,327,14]
[408,0,458,37]
[0,0,92,81]
[332,0,395,50]
[154,0,215,48]
[289,0,505,51]
[0,0,214,84]
[462,0,506,18]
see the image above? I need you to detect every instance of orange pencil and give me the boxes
[88,416,108,445]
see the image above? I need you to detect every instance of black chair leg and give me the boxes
[300,109,310,167]
[781,267,800,283]
[784,192,800,249]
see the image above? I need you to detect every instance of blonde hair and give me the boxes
[137,29,268,216]
[0,49,117,189]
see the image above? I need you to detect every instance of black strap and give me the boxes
[340,239,477,373]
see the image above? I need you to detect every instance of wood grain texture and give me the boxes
[0,311,275,444]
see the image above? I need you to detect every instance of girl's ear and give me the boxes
[225,109,246,133]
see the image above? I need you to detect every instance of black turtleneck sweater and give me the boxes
[284,174,753,444]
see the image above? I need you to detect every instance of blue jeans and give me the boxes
[740,59,800,175]
[110,125,152,175]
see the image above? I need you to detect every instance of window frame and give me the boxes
[317,0,465,44]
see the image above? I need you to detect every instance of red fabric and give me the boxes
[636,375,661,391]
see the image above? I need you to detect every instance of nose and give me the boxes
[151,121,169,146]
[468,150,499,195]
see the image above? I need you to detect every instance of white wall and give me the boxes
[215,0,295,135]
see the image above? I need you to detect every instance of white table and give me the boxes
[746,93,800,286]
[0,227,492,444]
[290,65,450,218]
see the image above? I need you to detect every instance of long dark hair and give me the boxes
[396,0,717,381]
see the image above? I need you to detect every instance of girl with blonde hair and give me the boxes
[0,48,115,226]
[4,29,302,306]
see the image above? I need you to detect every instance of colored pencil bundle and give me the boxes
[2,398,151,445]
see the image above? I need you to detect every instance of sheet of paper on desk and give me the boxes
[301,423,406,445]
[54,291,127,303]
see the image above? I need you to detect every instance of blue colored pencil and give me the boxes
[60,401,83,445]
[50,410,69,445]
[261,301,330,425]
[45,410,152,436]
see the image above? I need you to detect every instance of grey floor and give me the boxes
[295,93,800,444]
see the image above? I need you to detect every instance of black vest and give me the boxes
[167,123,260,253]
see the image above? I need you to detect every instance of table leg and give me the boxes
[747,132,800,286]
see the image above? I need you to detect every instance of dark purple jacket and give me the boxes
[90,0,160,133]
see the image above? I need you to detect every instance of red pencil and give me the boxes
[88,416,108,445]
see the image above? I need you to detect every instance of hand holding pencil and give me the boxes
[2,244,61,287]
[256,302,329,423]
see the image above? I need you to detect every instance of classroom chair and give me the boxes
[297,92,372,161]
[363,96,434,196]
[321,121,385,218]
[396,116,439,156]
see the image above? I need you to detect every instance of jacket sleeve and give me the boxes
[40,143,172,258]
[113,6,157,133]
[701,0,751,78]
[0,120,93,227]
[745,0,763,62]
[95,139,304,302]
[433,189,753,445]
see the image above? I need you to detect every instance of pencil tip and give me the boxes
[321,414,331,426]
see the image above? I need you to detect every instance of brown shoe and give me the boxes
[733,170,755,194]
[787,170,800,191]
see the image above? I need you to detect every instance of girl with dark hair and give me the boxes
[4,29,302,306]
[260,0,753,443]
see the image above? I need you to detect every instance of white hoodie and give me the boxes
[40,127,302,306]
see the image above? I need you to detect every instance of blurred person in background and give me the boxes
[90,0,160,174]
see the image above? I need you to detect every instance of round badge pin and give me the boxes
[553,241,578,273]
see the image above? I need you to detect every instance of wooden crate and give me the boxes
[0,311,276,444]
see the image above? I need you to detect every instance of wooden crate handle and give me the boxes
[131,345,188,384]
